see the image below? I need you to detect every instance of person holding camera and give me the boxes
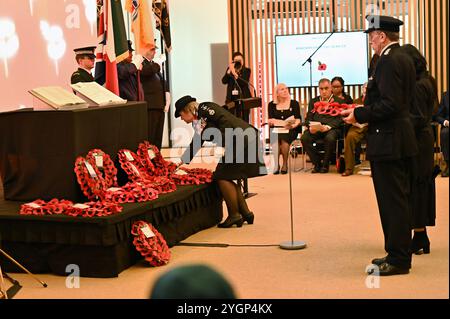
[221,52,252,122]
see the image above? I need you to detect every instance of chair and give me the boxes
[290,133,305,172]
[300,125,345,172]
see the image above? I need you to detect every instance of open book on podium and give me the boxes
[29,86,89,110]
[71,81,127,106]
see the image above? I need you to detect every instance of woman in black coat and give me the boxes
[175,95,267,228]
[402,44,440,255]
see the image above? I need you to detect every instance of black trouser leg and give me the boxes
[323,129,338,167]
[301,131,321,167]
[441,127,449,162]
[371,159,412,268]
[147,109,165,150]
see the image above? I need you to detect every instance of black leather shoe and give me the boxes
[311,166,321,174]
[371,256,387,266]
[218,215,244,228]
[273,169,280,175]
[241,211,254,224]
[369,262,410,276]
[319,166,329,173]
[281,169,288,175]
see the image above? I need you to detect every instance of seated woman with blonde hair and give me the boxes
[268,83,302,174]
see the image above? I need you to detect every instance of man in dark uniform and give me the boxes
[301,78,345,173]
[140,45,170,150]
[71,46,96,84]
[342,15,418,276]
[117,40,143,101]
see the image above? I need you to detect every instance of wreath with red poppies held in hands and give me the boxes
[312,101,357,117]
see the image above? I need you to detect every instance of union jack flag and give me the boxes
[130,0,140,22]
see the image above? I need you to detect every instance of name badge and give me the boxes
[232,89,239,96]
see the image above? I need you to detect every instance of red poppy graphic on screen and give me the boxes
[318,61,327,71]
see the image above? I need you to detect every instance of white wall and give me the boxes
[166,0,229,147]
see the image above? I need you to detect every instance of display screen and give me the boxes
[275,31,369,88]
[0,0,97,110]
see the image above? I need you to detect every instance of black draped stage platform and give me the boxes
[0,102,148,202]
[0,184,223,278]
[0,103,223,278]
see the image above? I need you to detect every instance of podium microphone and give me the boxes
[237,76,258,98]
[279,143,307,250]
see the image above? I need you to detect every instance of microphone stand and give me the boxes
[301,29,336,106]
[228,69,252,198]
[280,143,307,250]
[235,75,262,199]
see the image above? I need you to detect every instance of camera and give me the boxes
[233,61,242,69]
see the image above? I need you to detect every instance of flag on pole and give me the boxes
[125,0,155,55]
[95,0,129,95]
[152,0,172,52]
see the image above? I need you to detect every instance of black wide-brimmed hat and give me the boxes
[175,95,196,118]
[364,15,403,33]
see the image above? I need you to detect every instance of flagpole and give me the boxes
[126,11,130,40]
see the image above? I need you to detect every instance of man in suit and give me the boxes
[117,40,143,101]
[71,46,96,84]
[140,45,171,150]
[301,78,344,173]
[434,91,449,177]
[341,15,418,276]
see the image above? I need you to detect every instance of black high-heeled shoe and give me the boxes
[410,231,430,255]
[218,215,244,228]
[241,211,254,224]
[273,166,280,175]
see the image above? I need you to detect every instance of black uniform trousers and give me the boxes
[370,159,412,269]
[148,109,165,150]
[441,126,449,161]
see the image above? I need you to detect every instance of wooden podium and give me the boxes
[226,97,262,121]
